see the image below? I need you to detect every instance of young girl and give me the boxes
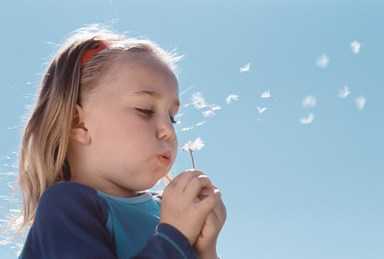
[16,25,226,259]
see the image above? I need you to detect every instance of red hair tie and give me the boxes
[81,41,108,65]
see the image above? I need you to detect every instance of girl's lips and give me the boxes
[157,155,171,166]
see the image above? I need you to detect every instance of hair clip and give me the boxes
[80,41,108,65]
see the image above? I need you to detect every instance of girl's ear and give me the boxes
[70,104,91,145]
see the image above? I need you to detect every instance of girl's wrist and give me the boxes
[198,250,219,259]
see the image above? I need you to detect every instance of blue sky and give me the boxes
[1,1,383,258]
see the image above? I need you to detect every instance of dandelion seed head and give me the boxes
[182,137,205,152]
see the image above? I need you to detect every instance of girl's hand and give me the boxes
[160,170,221,246]
[194,186,227,258]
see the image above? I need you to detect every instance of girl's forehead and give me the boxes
[98,53,179,100]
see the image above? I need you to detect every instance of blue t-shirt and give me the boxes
[19,181,198,259]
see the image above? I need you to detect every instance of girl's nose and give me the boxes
[156,118,176,142]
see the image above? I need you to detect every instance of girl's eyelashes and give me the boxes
[135,108,177,124]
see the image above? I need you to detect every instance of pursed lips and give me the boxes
[157,150,171,165]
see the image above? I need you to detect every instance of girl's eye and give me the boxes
[136,108,155,117]
[135,108,177,124]
[170,115,177,124]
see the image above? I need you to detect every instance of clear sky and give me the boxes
[0,1,383,258]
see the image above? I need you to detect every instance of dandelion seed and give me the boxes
[195,121,206,127]
[181,126,194,132]
[316,54,329,68]
[210,105,221,111]
[351,40,361,54]
[225,94,240,104]
[300,113,315,124]
[183,92,208,109]
[302,95,317,108]
[355,96,366,110]
[7,125,19,130]
[202,110,216,118]
[191,92,208,109]
[338,85,351,98]
[0,239,11,246]
[260,90,271,99]
[240,63,251,72]
[201,105,221,118]
[185,92,220,120]
[256,107,268,114]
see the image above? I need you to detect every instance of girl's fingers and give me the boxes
[184,175,214,203]
[196,188,221,215]
[171,169,204,192]
[204,185,226,225]
[213,196,227,225]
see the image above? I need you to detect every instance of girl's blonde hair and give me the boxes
[15,24,183,233]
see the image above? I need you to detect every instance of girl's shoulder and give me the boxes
[37,180,109,222]
[20,181,117,258]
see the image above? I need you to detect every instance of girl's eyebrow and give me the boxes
[132,89,180,108]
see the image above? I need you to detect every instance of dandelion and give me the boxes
[182,137,205,168]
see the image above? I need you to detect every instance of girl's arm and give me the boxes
[18,182,197,259]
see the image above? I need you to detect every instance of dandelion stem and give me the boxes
[188,148,196,169]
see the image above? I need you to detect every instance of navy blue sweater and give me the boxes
[19,181,198,259]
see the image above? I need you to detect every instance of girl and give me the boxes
[16,25,226,259]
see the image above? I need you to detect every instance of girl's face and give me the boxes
[70,53,180,197]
